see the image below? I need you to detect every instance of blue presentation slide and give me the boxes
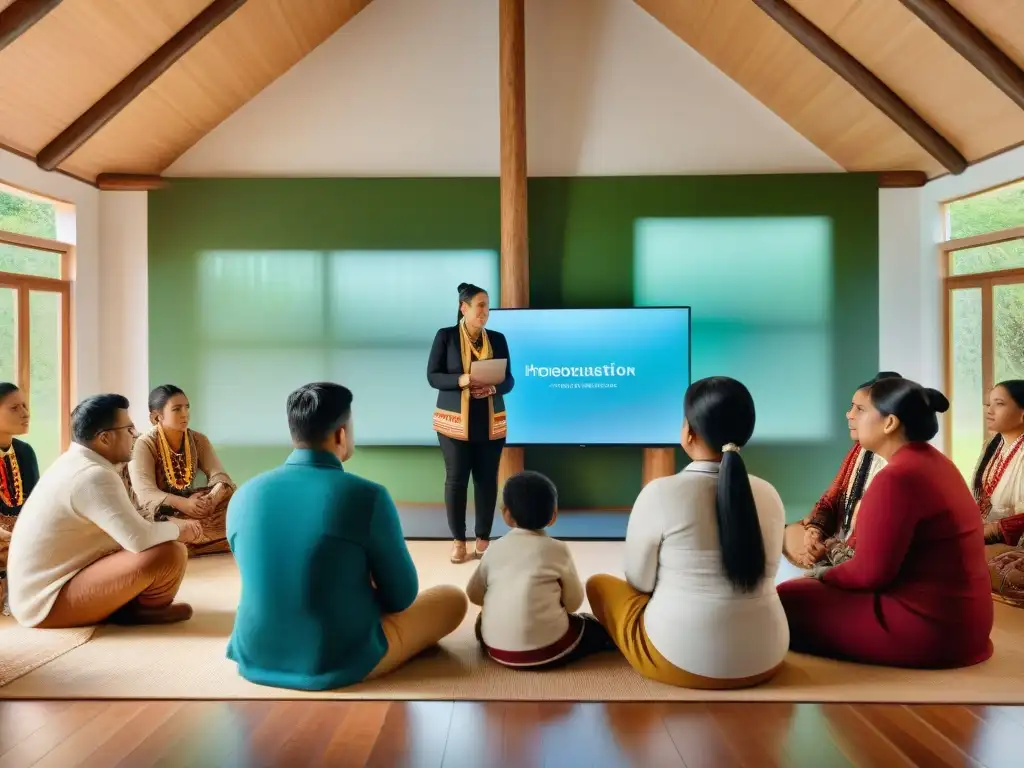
[487,308,691,445]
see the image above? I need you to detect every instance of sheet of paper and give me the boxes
[470,358,507,385]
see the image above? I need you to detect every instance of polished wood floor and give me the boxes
[1,701,1022,767]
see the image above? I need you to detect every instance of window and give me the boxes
[0,185,74,473]
[0,184,57,240]
[947,178,1024,239]
[941,178,1024,480]
[634,216,834,443]
[193,249,500,446]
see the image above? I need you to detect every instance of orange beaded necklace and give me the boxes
[156,425,194,491]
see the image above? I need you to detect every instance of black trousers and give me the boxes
[437,434,505,541]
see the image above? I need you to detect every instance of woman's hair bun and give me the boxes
[457,282,470,293]
[923,388,950,414]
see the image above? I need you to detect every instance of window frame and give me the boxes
[0,228,75,450]
[940,179,1024,457]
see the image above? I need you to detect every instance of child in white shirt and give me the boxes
[466,471,611,668]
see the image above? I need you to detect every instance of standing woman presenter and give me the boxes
[427,283,515,564]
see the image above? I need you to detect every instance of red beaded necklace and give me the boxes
[0,446,24,509]
[980,434,1024,515]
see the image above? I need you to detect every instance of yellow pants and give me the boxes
[585,574,782,690]
[366,585,469,680]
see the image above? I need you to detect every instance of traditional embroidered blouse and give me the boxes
[974,434,1024,546]
[803,443,886,544]
[125,427,234,518]
[0,439,40,522]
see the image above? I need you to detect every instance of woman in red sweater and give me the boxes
[778,378,994,669]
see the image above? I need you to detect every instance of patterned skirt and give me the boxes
[156,488,231,557]
[988,545,1024,608]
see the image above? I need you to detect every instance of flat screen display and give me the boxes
[487,307,691,445]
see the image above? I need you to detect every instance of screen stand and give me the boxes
[642,448,676,486]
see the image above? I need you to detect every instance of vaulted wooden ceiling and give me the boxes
[1,0,1023,188]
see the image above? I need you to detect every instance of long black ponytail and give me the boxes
[685,376,764,593]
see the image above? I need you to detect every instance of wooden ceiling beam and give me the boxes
[878,171,928,188]
[35,0,248,172]
[749,0,967,175]
[0,0,62,53]
[96,174,166,192]
[898,0,1024,112]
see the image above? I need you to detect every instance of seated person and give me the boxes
[6,394,200,628]
[971,380,1024,608]
[782,372,900,573]
[586,376,789,689]
[0,383,40,574]
[778,379,993,669]
[124,385,235,556]
[467,470,611,669]
[973,380,1024,552]
[227,382,468,691]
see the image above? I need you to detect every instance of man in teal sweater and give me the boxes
[226,382,467,691]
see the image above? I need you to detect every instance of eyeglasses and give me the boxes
[99,425,139,438]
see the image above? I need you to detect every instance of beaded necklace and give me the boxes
[0,445,23,509]
[840,448,875,537]
[979,434,1024,517]
[156,425,194,491]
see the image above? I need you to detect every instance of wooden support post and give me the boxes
[642,447,676,486]
[497,0,528,491]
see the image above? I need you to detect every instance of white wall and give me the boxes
[878,187,926,379]
[878,143,1024,443]
[0,149,101,401]
[167,0,838,177]
[98,191,149,427]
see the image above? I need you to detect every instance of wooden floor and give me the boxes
[0,701,1022,767]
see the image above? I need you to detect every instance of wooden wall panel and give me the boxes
[790,0,1024,165]
[0,0,209,156]
[60,0,372,179]
[634,0,944,175]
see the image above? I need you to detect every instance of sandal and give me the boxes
[451,540,472,564]
[474,539,489,559]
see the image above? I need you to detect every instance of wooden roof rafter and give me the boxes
[0,0,62,52]
[898,0,1024,113]
[1,0,1023,186]
[35,0,250,172]
[748,0,968,175]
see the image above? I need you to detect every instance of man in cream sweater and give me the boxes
[7,394,200,628]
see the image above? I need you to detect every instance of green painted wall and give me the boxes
[149,174,878,519]
[525,175,879,516]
